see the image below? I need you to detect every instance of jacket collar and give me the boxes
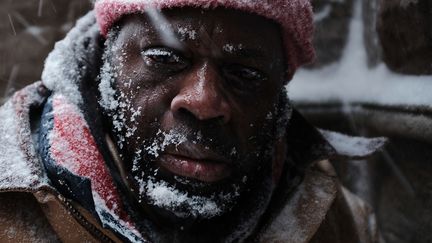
[259,164,338,242]
[0,82,49,192]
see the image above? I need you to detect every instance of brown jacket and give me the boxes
[0,83,379,242]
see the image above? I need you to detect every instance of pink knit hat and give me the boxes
[94,0,315,77]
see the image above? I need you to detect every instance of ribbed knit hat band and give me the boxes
[94,0,315,78]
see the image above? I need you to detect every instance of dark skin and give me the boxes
[103,7,288,242]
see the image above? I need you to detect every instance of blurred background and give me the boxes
[0,0,91,100]
[1,0,431,242]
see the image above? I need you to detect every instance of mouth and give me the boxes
[157,145,232,183]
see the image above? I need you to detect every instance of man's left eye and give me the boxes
[222,64,268,93]
[235,67,265,81]
[141,48,188,71]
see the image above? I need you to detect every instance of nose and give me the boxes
[171,62,231,123]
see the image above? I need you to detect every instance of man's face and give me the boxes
[100,8,287,222]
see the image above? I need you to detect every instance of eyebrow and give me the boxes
[223,47,266,59]
[238,48,266,59]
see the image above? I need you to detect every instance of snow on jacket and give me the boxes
[0,11,382,243]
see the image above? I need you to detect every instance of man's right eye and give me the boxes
[141,48,188,72]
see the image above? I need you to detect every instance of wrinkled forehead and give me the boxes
[113,7,284,61]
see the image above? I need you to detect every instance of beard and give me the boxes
[121,116,286,242]
[128,125,275,220]
[114,101,291,242]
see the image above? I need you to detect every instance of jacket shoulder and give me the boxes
[0,192,59,242]
[259,161,338,243]
[310,186,380,243]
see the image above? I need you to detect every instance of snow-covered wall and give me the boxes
[290,0,432,107]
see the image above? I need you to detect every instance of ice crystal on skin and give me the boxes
[142,49,180,62]
[222,43,244,53]
[265,111,274,120]
[177,26,197,41]
[99,29,122,111]
[99,60,119,111]
[230,147,237,156]
[99,30,142,150]
[145,129,188,158]
[131,128,198,174]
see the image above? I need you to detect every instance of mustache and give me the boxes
[138,126,241,162]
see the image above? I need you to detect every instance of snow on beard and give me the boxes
[130,128,276,221]
[98,28,293,221]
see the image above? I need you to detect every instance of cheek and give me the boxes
[115,50,175,129]
[118,84,174,150]
[233,94,280,134]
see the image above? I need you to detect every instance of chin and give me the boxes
[138,163,275,243]
[127,166,275,243]
[128,145,276,231]
[129,162,246,221]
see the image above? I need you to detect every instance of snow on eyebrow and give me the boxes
[142,49,181,62]
[142,49,171,56]
[223,43,244,53]
[177,26,197,41]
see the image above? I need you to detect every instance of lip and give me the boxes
[157,146,232,183]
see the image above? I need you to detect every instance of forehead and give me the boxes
[115,7,284,60]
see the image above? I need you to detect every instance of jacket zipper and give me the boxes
[58,195,116,243]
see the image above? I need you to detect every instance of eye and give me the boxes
[222,64,268,93]
[141,47,189,72]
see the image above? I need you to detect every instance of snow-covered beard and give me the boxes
[129,127,243,220]
[130,123,282,210]
[98,29,293,242]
